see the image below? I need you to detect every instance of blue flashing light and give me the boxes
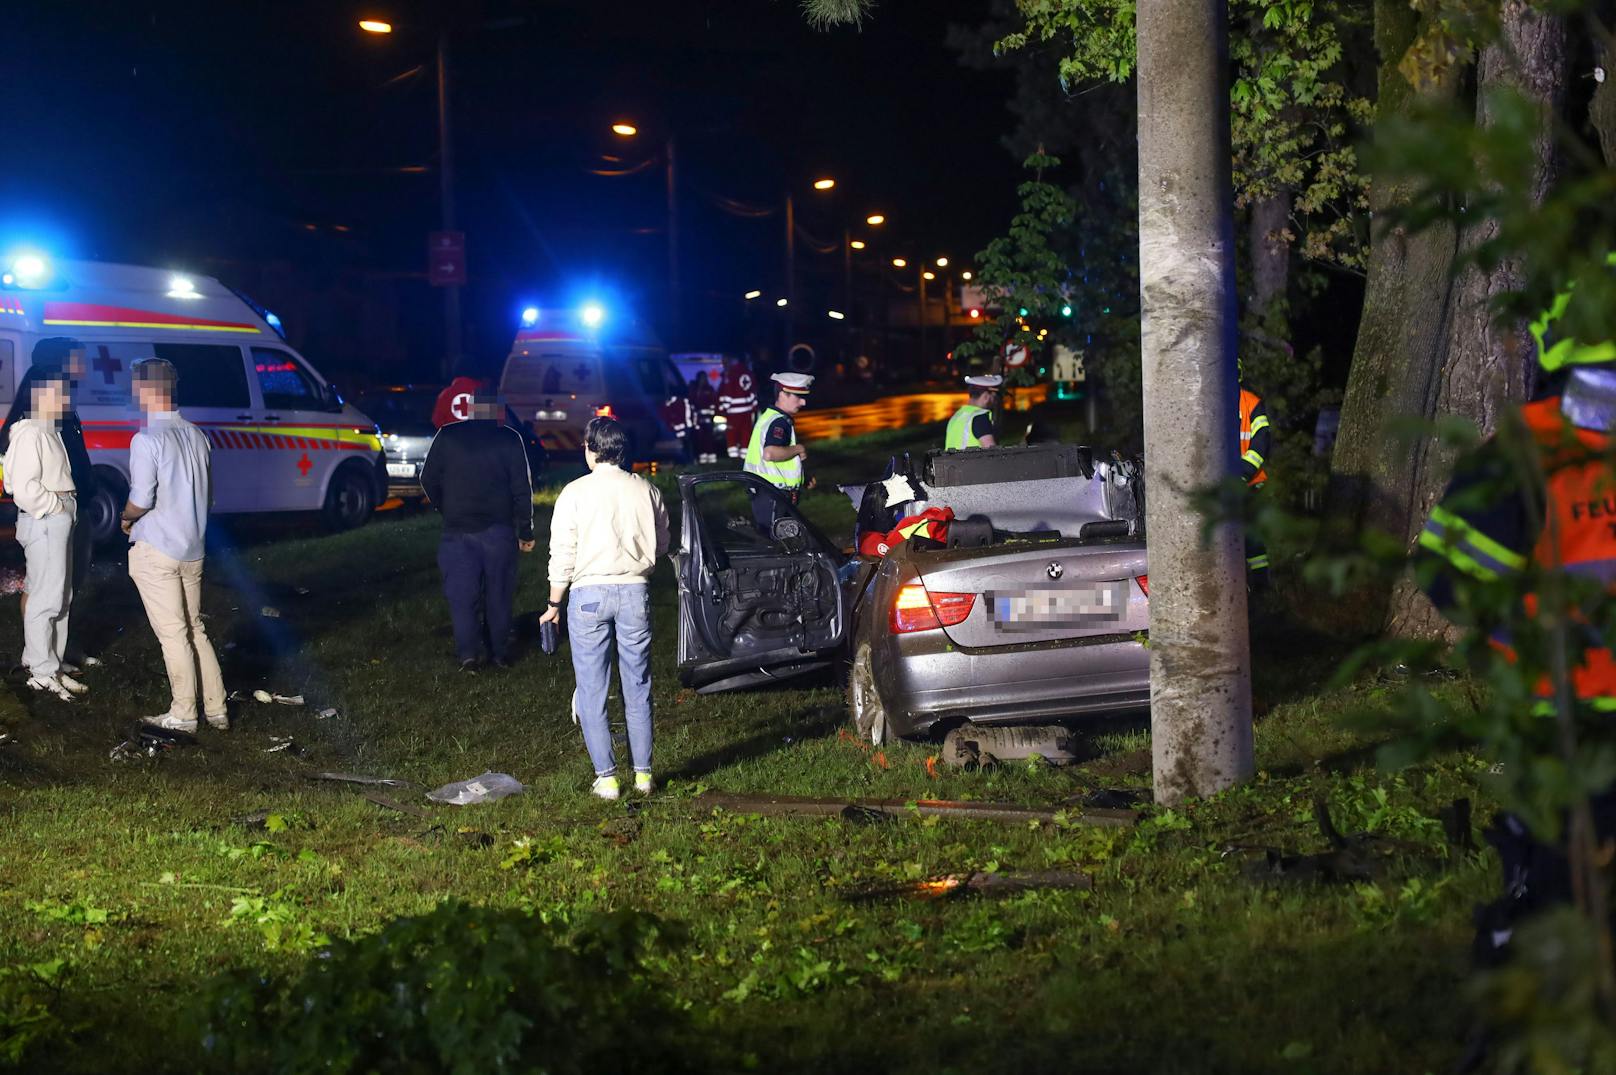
[3,252,51,290]
[521,306,540,326]
[579,303,606,329]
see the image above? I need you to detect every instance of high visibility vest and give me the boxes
[946,405,991,450]
[1239,388,1269,486]
[743,407,803,490]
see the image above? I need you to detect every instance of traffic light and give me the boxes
[1060,304,1073,318]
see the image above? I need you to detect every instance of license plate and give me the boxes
[992,583,1126,630]
[387,463,418,478]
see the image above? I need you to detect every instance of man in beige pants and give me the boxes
[121,359,227,732]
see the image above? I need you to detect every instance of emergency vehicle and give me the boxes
[498,304,689,459]
[0,255,385,544]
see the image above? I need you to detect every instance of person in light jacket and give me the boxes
[0,371,86,701]
[539,417,669,800]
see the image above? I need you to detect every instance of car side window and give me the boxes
[151,343,251,409]
[253,348,323,411]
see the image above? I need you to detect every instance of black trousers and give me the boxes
[438,524,518,662]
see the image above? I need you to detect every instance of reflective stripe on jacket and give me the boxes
[1239,387,1270,486]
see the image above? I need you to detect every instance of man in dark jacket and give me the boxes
[14,338,99,668]
[421,391,535,671]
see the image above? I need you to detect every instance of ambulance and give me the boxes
[498,303,689,460]
[0,255,385,544]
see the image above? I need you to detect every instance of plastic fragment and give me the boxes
[425,771,526,806]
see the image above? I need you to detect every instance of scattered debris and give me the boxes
[846,868,1092,902]
[0,732,15,747]
[231,809,274,829]
[941,724,1085,768]
[1233,798,1440,885]
[310,771,409,787]
[316,707,338,720]
[362,792,433,819]
[425,771,526,806]
[265,736,303,755]
[1078,787,1153,810]
[109,724,198,762]
[260,606,281,618]
[689,792,1137,827]
[250,689,306,706]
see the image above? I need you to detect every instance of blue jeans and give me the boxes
[568,583,653,776]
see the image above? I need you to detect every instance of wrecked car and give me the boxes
[673,442,1149,744]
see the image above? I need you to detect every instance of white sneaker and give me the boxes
[56,673,89,696]
[27,675,74,702]
[142,713,199,734]
[60,657,102,675]
[591,774,621,801]
[205,713,230,731]
[634,771,655,795]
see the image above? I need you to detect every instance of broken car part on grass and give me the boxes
[688,791,1138,827]
[845,868,1093,902]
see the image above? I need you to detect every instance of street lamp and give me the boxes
[828,310,846,320]
[849,239,866,250]
[813,177,836,190]
[922,271,936,281]
[891,257,907,268]
[935,257,949,268]
[744,290,762,300]
[866,214,886,226]
[360,17,461,378]
[776,298,789,307]
[961,271,973,281]
[611,122,638,137]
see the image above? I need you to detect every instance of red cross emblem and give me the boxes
[296,452,312,477]
[450,392,473,421]
[93,345,122,385]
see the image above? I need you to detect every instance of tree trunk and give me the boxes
[1325,0,1461,632]
[1591,26,1616,167]
[1249,192,1291,314]
[1384,0,1567,639]
[1137,0,1254,805]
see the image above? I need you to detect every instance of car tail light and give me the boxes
[890,583,976,634]
[1136,574,1149,596]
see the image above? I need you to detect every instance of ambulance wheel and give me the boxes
[86,467,129,547]
[322,462,375,532]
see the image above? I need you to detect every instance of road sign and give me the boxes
[428,231,466,287]
[1003,343,1029,368]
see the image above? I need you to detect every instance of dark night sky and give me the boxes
[1,0,1024,373]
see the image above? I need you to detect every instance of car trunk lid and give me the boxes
[908,539,1148,649]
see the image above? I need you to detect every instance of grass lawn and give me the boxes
[0,418,1500,1073]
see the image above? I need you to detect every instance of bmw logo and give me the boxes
[1047,561,1063,580]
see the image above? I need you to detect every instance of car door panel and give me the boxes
[676,473,851,690]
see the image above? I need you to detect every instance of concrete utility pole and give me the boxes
[435,30,461,380]
[1136,0,1254,804]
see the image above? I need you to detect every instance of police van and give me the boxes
[0,255,385,544]
[498,304,688,459]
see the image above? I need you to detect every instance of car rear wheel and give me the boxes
[322,462,375,532]
[84,467,129,547]
[849,642,891,746]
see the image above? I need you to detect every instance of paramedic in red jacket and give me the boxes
[718,356,757,460]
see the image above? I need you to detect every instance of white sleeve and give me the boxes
[4,426,62,518]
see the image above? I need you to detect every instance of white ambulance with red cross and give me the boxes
[0,255,385,544]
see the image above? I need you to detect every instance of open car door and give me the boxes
[675,472,852,692]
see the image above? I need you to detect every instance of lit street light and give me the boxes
[744,290,762,300]
[891,257,907,268]
[961,270,973,281]
[828,310,846,320]
[923,271,936,281]
[611,122,639,137]
[813,177,836,190]
[850,239,866,250]
[358,19,393,33]
[866,214,886,226]
[935,257,949,268]
[776,297,789,307]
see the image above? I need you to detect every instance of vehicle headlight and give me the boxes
[712,415,728,430]
[534,409,568,422]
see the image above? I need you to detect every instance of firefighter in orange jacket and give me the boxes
[718,356,758,460]
[1238,379,1272,577]
[1417,262,1616,966]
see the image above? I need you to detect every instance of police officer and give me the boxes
[1416,261,1616,967]
[1239,375,1272,577]
[945,374,1002,449]
[744,373,813,530]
